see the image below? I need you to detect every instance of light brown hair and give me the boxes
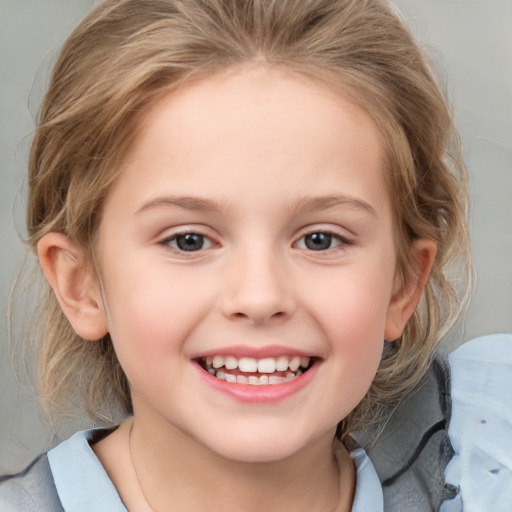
[25,0,470,432]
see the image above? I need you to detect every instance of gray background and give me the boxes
[1,0,511,473]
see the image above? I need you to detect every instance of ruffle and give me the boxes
[352,356,457,511]
[441,333,512,512]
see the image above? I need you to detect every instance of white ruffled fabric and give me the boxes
[441,333,512,512]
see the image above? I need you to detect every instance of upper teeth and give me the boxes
[207,355,310,373]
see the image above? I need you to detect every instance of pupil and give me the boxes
[305,233,331,251]
[177,234,204,251]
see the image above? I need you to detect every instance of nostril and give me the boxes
[229,309,288,324]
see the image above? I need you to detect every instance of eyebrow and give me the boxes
[135,196,226,215]
[291,195,377,217]
[135,194,377,217]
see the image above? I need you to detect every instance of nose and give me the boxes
[220,248,295,325]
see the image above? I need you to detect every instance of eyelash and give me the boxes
[158,229,353,255]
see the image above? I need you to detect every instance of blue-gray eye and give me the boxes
[295,232,346,251]
[304,233,333,251]
[173,233,208,252]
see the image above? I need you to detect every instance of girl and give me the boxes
[1,0,510,510]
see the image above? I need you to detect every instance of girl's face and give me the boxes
[95,67,414,462]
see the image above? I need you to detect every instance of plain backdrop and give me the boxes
[1,0,511,473]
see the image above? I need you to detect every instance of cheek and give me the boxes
[303,264,392,394]
[99,264,213,377]
[307,264,393,339]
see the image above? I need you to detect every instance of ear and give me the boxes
[384,239,437,341]
[37,232,108,341]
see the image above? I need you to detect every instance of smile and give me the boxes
[198,355,313,385]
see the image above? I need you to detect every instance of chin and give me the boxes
[213,440,304,464]
[197,424,327,464]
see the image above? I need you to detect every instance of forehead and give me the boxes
[105,66,390,218]
[138,66,383,157]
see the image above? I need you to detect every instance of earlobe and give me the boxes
[37,232,108,341]
[384,239,437,341]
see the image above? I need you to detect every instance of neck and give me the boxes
[127,414,355,512]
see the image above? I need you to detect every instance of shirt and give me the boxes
[47,429,384,511]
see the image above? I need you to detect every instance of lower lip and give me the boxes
[194,361,319,403]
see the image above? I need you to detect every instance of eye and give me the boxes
[164,232,214,252]
[295,232,349,251]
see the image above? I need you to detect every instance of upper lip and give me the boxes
[190,344,320,360]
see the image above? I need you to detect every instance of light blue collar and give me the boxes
[48,428,128,512]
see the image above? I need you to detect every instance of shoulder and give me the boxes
[442,332,512,512]
[352,354,455,511]
[352,333,512,511]
[0,454,63,512]
[0,427,122,512]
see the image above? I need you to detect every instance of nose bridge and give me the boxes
[221,242,294,324]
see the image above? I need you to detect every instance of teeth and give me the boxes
[239,357,258,372]
[289,356,301,372]
[211,368,306,386]
[212,356,224,369]
[225,356,238,370]
[257,358,276,373]
[224,373,236,383]
[203,354,313,385]
[275,356,289,371]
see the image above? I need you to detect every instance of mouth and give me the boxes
[196,355,315,385]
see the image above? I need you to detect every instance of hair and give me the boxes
[24,0,470,433]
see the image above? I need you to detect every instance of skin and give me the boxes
[38,65,436,512]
